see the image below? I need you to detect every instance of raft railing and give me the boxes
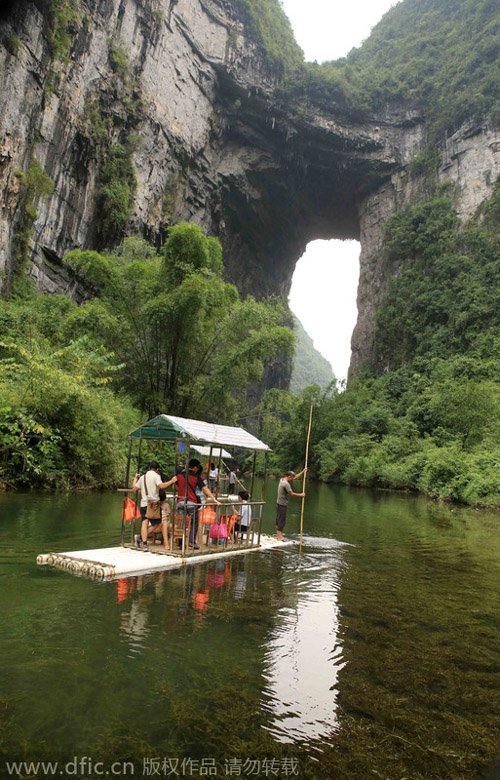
[121,494,265,557]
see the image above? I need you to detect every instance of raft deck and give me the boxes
[37,534,292,580]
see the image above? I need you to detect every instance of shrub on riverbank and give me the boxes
[260,370,500,508]
[0,298,139,488]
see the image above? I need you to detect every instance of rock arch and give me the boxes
[1,0,498,373]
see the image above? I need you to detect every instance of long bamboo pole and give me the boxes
[299,404,313,554]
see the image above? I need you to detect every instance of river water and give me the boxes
[1,483,500,780]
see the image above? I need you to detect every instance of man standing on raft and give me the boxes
[276,468,307,541]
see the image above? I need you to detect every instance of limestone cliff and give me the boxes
[351,120,500,375]
[0,0,499,375]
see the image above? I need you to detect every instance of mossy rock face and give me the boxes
[4,33,21,56]
[96,142,137,246]
[48,0,80,62]
[108,42,129,82]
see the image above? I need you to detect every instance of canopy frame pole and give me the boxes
[170,437,181,554]
[216,448,223,498]
[182,437,190,555]
[250,451,257,499]
[133,435,144,545]
[121,438,133,546]
[194,440,204,547]
[207,445,214,549]
[208,445,213,490]
[257,452,267,547]
[136,434,143,474]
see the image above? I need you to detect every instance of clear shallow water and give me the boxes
[1,484,500,779]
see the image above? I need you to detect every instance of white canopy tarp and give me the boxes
[167,415,270,451]
[192,445,232,459]
[129,414,270,452]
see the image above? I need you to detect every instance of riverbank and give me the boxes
[4,466,500,518]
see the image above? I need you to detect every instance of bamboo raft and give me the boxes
[37,535,292,580]
[37,413,286,580]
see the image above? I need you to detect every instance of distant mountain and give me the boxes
[290,316,335,394]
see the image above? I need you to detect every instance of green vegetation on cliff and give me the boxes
[96,141,137,244]
[11,159,55,299]
[290,316,335,395]
[232,0,303,77]
[322,0,500,136]
[243,0,500,139]
[48,0,80,63]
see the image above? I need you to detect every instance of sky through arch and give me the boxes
[282,0,398,380]
[289,241,360,382]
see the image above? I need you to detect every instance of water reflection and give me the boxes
[113,537,349,746]
[261,541,348,745]
[117,558,244,648]
[120,598,150,651]
[118,575,159,651]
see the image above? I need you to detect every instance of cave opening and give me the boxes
[288,239,360,383]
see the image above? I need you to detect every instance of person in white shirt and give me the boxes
[232,490,252,539]
[208,462,219,493]
[132,461,171,551]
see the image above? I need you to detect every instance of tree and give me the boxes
[63,225,294,420]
